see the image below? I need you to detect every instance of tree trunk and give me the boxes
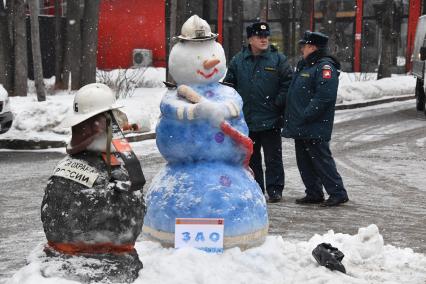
[377,0,393,79]
[320,0,338,54]
[0,0,14,94]
[29,0,46,101]
[80,0,100,86]
[300,0,312,38]
[175,0,204,34]
[54,0,65,89]
[290,0,297,65]
[259,0,268,22]
[228,0,243,58]
[278,1,290,54]
[64,0,82,90]
[13,0,27,97]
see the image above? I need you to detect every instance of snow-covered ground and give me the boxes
[7,224,426,284]
[0,68,416,143]
[337,73,415,104]
[2,70,424,284]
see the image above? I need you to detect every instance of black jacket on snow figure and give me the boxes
[282,49,341,141]
[224,45,293,131]
[41,151,146,246]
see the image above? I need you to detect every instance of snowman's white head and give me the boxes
[169,15,226,85]
[169,40,226,85]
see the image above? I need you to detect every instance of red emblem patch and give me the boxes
[322,69,332,79]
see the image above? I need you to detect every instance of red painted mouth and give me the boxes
[197,68,219,79]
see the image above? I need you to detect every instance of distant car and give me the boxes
[0,84,13,134]
[412,15,426,116]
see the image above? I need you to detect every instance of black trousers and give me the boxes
[249,128,284,196]
[295,139,347,199]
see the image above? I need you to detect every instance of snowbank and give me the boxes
[1,88,164,141]
[97,67,166,90]
[0,84,7,98]
[0,71,416,143]
[337,74,415,104]
[7,225,426,284]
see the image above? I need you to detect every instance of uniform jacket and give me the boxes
[224,45,293,132]
[282,50,341,141]
[41,151,145,244]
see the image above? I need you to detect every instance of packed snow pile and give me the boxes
[1,88,164,141]
[1,71,417,143]
[7,224,426,284]
[97,67,166,90]
[337,74,415,104]
[0,84,7,97]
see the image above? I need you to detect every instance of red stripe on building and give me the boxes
[406,0,422,72]
[354,0,363,72]
[217,0,224,44]
[310,0,315,31]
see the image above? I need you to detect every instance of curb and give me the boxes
[335,95,414,110]
[0,132,156,150]
[0,96,415,150]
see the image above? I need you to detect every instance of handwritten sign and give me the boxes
[53,158,99,187]
[175,218,224,253]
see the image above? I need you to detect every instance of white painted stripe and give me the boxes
[177,107,184,120]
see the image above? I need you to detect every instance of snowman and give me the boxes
[143,15,268,249]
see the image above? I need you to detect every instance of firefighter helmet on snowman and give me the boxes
[176,14,218,42]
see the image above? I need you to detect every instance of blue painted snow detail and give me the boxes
[144,82,268,240]
[144,162,268,236]
[157,83,248,164]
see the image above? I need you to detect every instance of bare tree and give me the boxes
[0,0,14,94]
[376,0,401,79]
[299,0,312,38]
[28,0,46,101]
[175,0,204,35]
[54,0,65,89]
[319,0,338,54]
[80,0,100,86]
[13,0,27,97]
[278,0,290,53]
[63,0,82,90]
[259,0,268,21]
[228,0,243,58]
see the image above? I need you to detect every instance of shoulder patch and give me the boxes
[322,67,332,79]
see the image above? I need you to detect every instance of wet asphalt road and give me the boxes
[0,100,425,282]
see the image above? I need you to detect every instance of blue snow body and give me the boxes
[157,83,248,164]
[144,82,269,248]
[144,162,268,236]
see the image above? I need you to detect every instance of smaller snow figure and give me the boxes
[40,83,146,283]
[143,15,269,250]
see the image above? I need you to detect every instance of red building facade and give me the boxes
[40,0,424,73]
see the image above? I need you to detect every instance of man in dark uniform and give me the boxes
[224,22,293,203]
[282,31,349,207]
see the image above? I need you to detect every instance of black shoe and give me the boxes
[295,195,324,204]
[268,192,282,203]
[320,196,349,207]
[312,243,346,273]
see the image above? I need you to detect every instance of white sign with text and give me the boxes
[175,218,224,253]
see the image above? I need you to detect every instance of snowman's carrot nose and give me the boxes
[203,58,220,69]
